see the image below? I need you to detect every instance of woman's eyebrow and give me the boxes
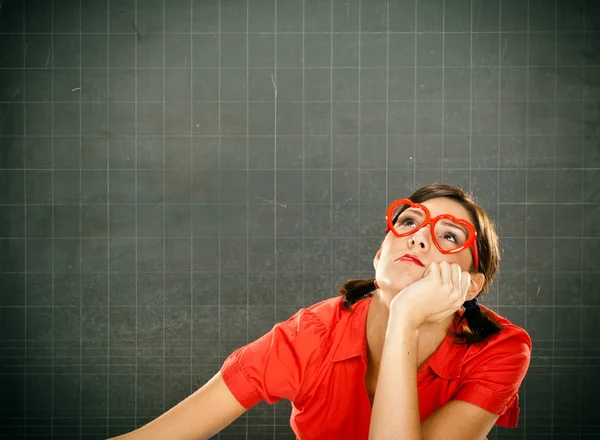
[405,207,425,217]
[438,219,469,235]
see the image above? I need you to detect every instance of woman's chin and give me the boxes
[376,281,413,303]
[379,275,419,293]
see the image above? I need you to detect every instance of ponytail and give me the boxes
[455,302,504,344]
[339,278,376,310]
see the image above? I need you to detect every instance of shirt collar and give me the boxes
[426,317,468,379]
[331,296,372,365]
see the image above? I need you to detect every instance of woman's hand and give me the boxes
[389,261,470,329]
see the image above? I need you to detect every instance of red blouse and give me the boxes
[220,296,532,440]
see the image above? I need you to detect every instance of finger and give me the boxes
[439,261,452,292]
[423,261,440,279]
[451,263,461,297]
[461,271,471,300]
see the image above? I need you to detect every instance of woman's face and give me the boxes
[374,197,482,299]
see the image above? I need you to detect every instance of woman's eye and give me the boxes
[443,233,457,243]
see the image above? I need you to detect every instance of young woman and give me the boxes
[110,183,531,440]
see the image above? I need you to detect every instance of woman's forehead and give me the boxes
[418,197,474,223]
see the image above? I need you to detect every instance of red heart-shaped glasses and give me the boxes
[385,199,479,271]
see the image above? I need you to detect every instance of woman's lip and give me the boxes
[397,255,425,267]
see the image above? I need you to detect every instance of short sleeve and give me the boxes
[220,308,327,409]
[455,329,532,427]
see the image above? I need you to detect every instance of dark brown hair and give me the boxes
[338,183,503,344]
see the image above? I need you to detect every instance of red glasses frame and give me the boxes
[385,199,480,271]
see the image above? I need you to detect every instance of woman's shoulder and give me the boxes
[283,295,372,346]
[451,306,532,429]
[297,295,358,329]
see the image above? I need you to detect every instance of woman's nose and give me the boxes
[408,227,431,249]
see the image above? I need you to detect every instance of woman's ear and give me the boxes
[373,248,382,270]
[466,272,485,301]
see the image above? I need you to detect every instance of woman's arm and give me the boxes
[368,317,421,439]
[369,317,498,440]
[369,262,499,440]
[108,371,246,440]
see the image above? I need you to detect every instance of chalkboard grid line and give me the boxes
[469,1,473,192]
[218,0,223,436]
[496,0,503,395]
[492,13,501,402]
[272,0,278,437]
[524,0,530,435]
[21,0,28,437]
[78,0,84,437]
[2,30,592,35]
[189,0,195,430]
[20,0,27,437]
[3,63,600,69]
[245,0,250,438]
[441,0,445,184]
[1,166,599,172]
[1,98,593,103]
[413,0,418,190]
[105,0,110,436]
[162,0,166,425]
[328,0,333,331]
[579,1,586,437]
[302,0,306,321]
[552,0,558,436]
[385,0,389,204]
[50,0,55,438]
[358,0,362,288]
